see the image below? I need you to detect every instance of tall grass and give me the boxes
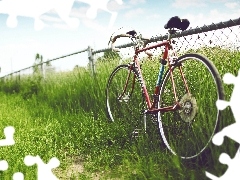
[0,47,239,179]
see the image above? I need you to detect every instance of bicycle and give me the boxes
[105,16,225,159]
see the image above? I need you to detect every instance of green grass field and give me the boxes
[0,47,239,179]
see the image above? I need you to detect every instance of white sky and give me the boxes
[0,0,240,76]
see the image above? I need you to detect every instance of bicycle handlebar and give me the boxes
[108,33,153,56]
[108,33,131,52]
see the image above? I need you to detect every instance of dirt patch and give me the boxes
[54,156,100,180]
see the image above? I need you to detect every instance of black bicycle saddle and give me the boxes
[126,30,137,37]
[164,16,190,31]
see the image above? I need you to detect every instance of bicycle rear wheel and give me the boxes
[159,53,224,159]
[106,64,145,139]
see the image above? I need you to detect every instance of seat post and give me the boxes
[167,29,177,41]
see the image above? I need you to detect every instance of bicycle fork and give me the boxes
[117,63,136,101]
[146,58,191,127]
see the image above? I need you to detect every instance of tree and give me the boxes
[35,53,43,64]
[103,49,120,60]
[33,53,43,74]
[96,49,121,64]
[45,60,56,75]
[46,60,51,67]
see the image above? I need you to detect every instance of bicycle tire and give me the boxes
[106,64,146,138]
[158,53,224,159]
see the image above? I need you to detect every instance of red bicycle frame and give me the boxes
[131,39,190,114]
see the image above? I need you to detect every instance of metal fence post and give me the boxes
[40,63,44,79]
[42,63,46,79]
[88,46,95,75]
[18,71,20,81]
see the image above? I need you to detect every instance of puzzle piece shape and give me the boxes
[0,126,15,146]
[212,69,240,146]
[0,0,79,30]
[0,0,123,30]
[212,122,240,147]
[76,0,123,29]
[216,69,240,121]
[13,172,24,180]
[205,69,240,179]
[0,160,8,171]
[206,147,240,179]
[0,126,14,173]
[24,155,60,180]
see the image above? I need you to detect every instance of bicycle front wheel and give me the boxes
[159,53,224,159]
[106,64,145,139]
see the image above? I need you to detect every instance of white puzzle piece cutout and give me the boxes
[0,0,79,30]
[77,0,123,29]
[13,172,24,180]
[0,160,8,171]
[205,69,240,179]
[24,155,60,180]
[206,148,240,180]
[0,126,15,172]
[0,126,60,179]
[0,0,123,30]
[0,126,15,146]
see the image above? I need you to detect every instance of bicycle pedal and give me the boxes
[131,129,142,139]
[151,114,158,124]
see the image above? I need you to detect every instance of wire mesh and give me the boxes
[1,17,240,80]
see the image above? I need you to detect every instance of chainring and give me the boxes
[179,94,198,123]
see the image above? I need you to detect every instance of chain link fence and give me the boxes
[99,17,240,58]
[0,48,90,81]
[1,17,240,82]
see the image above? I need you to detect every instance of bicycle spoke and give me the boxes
[159,53,224,158]
[106,64,146,140]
